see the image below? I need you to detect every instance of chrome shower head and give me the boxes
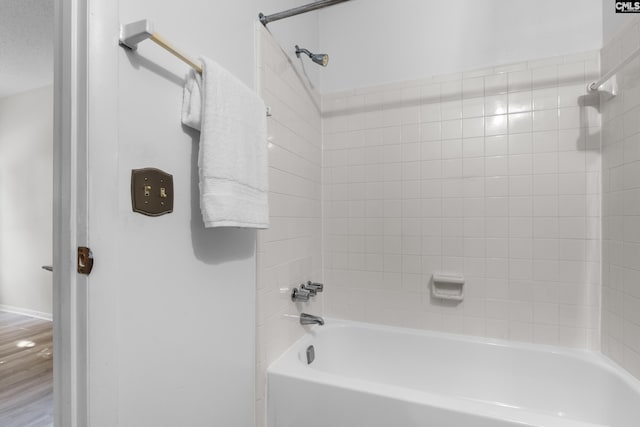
[295,45,329,67]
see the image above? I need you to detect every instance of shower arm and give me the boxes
[295,47,313,58]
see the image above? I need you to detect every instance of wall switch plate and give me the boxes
[131,168,173,216]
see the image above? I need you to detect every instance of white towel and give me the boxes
[181,70,202,131]
[182,57,269,228]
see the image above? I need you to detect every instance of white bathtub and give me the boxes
[267,320,640,427]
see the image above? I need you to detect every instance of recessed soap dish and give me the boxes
[431,273,464,302]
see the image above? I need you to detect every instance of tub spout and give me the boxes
[300,313,324,326]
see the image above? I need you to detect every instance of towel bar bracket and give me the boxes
[119,19,154,50]
[119,19,273,117]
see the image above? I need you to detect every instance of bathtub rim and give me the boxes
[270,318,640,388]
[267,318,640,427]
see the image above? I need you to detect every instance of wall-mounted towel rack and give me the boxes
[119,20,272,117]
[120,20,202,72]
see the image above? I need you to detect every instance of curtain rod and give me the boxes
[259,0,351,25]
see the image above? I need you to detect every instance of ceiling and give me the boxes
[0,0,54,98]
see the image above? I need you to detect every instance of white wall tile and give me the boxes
[509,112,533,134]
[602,20,640,381]
[322,50,600,353]
[533,88,559,110]
[463,77,485,99]
[421,122,442,141]
[485,94,508,116]
[508,91,532,114]
[463,117,485,138]
[508,70,532,92]
[485,73,508,95]
[532,66,558,89]
[442,119,463,140]
[463,97,486,118]
[533,109,559,132]
[533,153,558,174]
[463,137,485,158]
[486,114,508,136]
[257,28,323,421]
[441,100,463,120]
[486,135,509,156]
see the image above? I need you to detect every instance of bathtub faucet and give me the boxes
[300,313,325,326]
[301,281,324,296]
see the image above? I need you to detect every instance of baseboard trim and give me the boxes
[0,305,53,321]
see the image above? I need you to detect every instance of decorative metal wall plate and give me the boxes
[131,168,174,216]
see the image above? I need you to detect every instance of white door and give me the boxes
[54,1,257,426]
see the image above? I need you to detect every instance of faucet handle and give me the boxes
[302,281,323,294]
[291,287,311,302]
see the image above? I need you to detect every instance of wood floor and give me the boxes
[0,311,53,427]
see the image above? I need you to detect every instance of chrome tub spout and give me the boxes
[300,313,324,326]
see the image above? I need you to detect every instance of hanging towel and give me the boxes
[182,57,269,228]
[181,70,203,131]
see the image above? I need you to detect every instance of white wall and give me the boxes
[318,0,603,92]
[82,1,320,426]
[0,0,54,98]
[0,86,53,319]
[602,0,637,43]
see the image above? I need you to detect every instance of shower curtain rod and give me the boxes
[259,0,351,25]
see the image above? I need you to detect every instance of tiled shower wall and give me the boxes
[256,26,322,427]
[601,16,640,380]
[322,52,602,348]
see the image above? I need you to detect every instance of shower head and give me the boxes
[295,45,329,67]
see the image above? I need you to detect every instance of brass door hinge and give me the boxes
[78,247,94,275]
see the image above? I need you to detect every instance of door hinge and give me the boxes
[77,247,94,275]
